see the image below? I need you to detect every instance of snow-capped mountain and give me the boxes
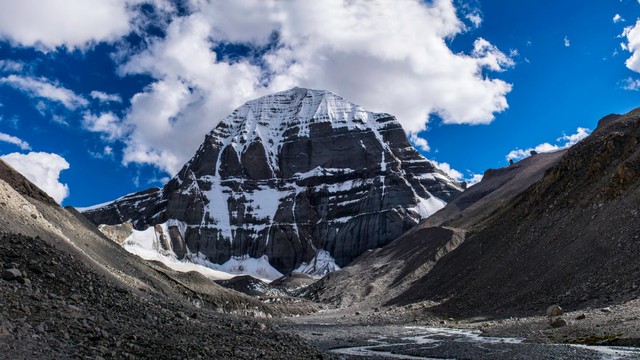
[80,87,463,275]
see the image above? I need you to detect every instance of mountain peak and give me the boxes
[221,86,376,133]
[82,88,463,275]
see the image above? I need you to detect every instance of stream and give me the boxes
[296,325,640,359]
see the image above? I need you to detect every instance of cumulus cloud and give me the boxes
[506,127,591,161]
[90,90,122,103]
[0,0,138,50]
[82,112,127,141]
[432,160,482,186]
[1,151,70,203]
[623,20,640,72]
[0,75,88,109]
[613,14,624,23]
[564,36,571,47]
[0,132,31,150]
[409,133,431,152]
[466,174,484,187]
[115,0,513,174]
[558,127,590,146]
[433,161,464,181]
[506,143,562,161]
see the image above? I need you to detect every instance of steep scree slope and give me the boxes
[0,159,324,359]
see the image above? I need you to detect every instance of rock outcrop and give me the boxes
[80,87,463,273]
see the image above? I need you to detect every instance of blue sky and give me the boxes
[0,0,639,206]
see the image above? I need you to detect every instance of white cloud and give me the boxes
[1,151,70,203]
[0,0,138,50]
[623,20,640,72]
[613,14,624,23]
[0,132,31,150]
[564,36,571,47]
[432,160,482,186]
[433,161,464,181]
[0,75,88,109]
[0,60,24,72]
[90,90,122,103]
[558,127,590,146]
[506,127,591,161]
[117,0,513,174]
[622,77,640,91]
[409,133,431,152]
[51,115,70,126]
[466,13,483,28]
[472,38,515,71]
[82,112,126,141]
[88,145,115,159]
[506,143,561,161]
[466,174,483,187]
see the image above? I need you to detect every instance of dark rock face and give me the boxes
[81,88,462,273]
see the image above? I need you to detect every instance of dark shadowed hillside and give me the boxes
[404,108,640,317]
[308,108,640,320]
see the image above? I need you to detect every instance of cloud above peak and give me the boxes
[0,0,515,177]
[114,0,513,174]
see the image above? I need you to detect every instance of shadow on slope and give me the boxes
[390,109,640,318]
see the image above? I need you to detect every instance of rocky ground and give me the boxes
[0,232,325,359]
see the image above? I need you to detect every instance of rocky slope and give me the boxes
[0,159,324,359]
[308,108,640,319]
[407,108,640,316]
[81,87,463,274]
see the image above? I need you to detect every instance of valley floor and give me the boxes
[280,305,640,359]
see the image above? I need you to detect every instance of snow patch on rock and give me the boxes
[122,221,283,282]
[294,250,341,278]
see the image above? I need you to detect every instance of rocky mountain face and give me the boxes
[81,87,463,274]
[308,108,640,318]
[305,150,567,309]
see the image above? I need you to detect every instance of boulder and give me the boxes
[2,268,22,280]
[546,304,564,317]
[550,318,567,328]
